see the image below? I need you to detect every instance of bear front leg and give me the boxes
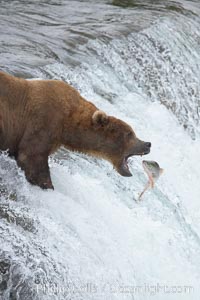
[17,152,54,190]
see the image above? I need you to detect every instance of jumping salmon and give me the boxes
[138,160,164,200]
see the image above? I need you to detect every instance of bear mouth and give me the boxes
[119,151,149,177]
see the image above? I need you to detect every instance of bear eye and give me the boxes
[127,131,133,138]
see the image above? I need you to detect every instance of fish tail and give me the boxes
[138,182,150,200]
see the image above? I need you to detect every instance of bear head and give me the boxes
[90,110,151,176]
[63,109,151,177]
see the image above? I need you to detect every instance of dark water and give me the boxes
[0,1,200,299]
[0,0,158,75]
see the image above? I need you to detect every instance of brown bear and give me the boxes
[0,71,151,189]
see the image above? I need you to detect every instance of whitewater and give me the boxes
[0,0,200,299]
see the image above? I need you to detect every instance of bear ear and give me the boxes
[92,110,109,127]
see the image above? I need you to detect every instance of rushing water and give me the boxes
[0,0,200,299]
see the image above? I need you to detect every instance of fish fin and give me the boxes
[159,168,164,175]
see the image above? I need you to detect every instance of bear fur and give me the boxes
[0,71,151,189]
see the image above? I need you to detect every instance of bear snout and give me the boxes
[144,142,151,154]
[145,142,151,148]
[130,139,151,156]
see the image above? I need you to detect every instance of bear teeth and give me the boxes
[124,157,129,169]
